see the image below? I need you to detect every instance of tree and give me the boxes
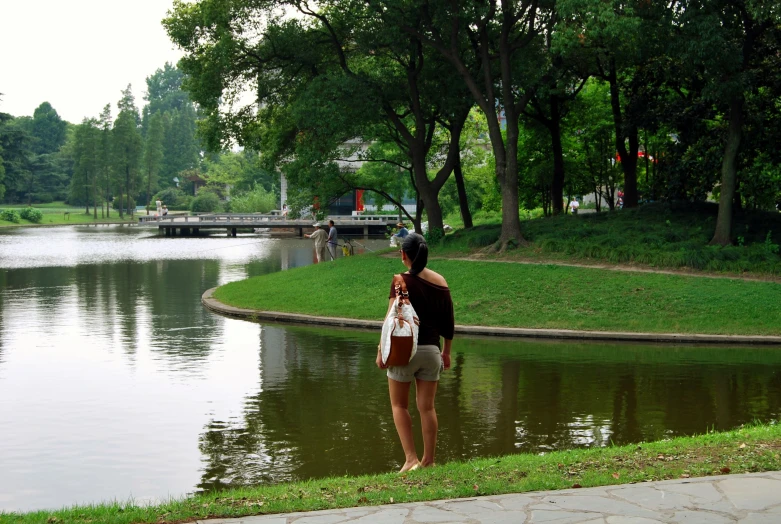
[142,64,201,188]
[392,0,547,249]
[112,85,142,218]
[69,119,102,215]
[672,1,779,245]
[31,102,68,155]
[99,104,113,218]
[143,113,164,214]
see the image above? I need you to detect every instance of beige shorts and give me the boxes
[387,345,443,383]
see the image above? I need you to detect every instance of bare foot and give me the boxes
[420,459,435,468]
[399,460,421,473]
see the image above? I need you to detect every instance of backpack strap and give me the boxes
[393,274,409,303]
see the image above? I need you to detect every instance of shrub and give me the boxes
[229,186,278,214]
[0,210,20,223]
[112,195,136,211]
[19,207,44,223]
[153,188,187,208]
[191,192,221,213]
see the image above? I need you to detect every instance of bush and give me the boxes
[153,188,186,207]
[191,192,221,213]
[229,186,278,214]
[0,210,20,223]
[112,195,136,211]
[19,207,44,223]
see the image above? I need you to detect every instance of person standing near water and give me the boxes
[155,198,163,217]
[305,223,328,263]
[376,233,454,472]
[327,220,338,261]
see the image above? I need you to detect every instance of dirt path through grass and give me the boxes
[428,254,781,284]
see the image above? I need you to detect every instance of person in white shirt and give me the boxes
[569,198,580,215]
[305,223,329,262]
[155,199,163,217]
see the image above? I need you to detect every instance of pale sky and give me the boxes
[0,0,184,123]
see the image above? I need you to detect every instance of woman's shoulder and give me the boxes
[410,269,448,289]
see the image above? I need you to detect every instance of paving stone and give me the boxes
[530,510,605,523]
[662,482,725,504]
[436,498,505,516]
[718,477,781,511]
[669,510,734,524]
[531,496,661,520]
[604,518,664,524]
[473,511,532,524]
[490,494,538,511]
[608,485,692,510]
[407,505,469,522]
[198,518,288,524]
[345,507,408,524]
[290,513,351,524]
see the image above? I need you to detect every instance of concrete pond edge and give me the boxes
[202,287,781,346]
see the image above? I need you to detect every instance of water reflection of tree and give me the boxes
[144,259,223,362]
[196,333,781,492]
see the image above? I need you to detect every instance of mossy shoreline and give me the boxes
[2,424,779,524]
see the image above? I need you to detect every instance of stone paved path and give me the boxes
[195,471,781,524]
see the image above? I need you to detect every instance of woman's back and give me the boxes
[390,272,454,347]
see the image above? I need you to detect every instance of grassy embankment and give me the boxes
[0,202,136,227]
[213,252,781,335]
[442,202,781,275]
[3,423,779,524]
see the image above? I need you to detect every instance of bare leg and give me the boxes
[388,378,420,472]
[415,378,439,467]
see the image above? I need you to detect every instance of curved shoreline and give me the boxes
[202,287,781,346]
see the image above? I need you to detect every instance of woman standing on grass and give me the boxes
[376,233,454,472]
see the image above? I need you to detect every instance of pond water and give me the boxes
[0,226,779,512]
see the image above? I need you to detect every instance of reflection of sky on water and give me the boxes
[0,226,389,511]
[0,226,281,269]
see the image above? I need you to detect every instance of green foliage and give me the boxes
[190,191,220,213]
[19,207,43,223]
[153,188,188,208]
[0,209,20,222]
[228,186,277,213]
[112,195,135,211]
[442,203,781,274]
[28,192,53,203]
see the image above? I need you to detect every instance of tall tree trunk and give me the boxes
[453,152,473,229]
[412,154,445,237]
[710,94,743,246]
[93,179,98,219]
[105,173,110,218]
[146,170,151,215]
[607,59,639,208]
[549,96,565,215]
[499,139,524,246]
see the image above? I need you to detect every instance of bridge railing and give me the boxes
[144,213,397,225]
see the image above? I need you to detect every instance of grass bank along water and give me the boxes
[3,423,780,524]
[213,254,781,336]
[0,203,135,227]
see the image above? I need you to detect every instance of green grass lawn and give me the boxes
[3,423,779,524]
[0,202,135,227]
[213,252,781,335]
[441,202,781,275]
